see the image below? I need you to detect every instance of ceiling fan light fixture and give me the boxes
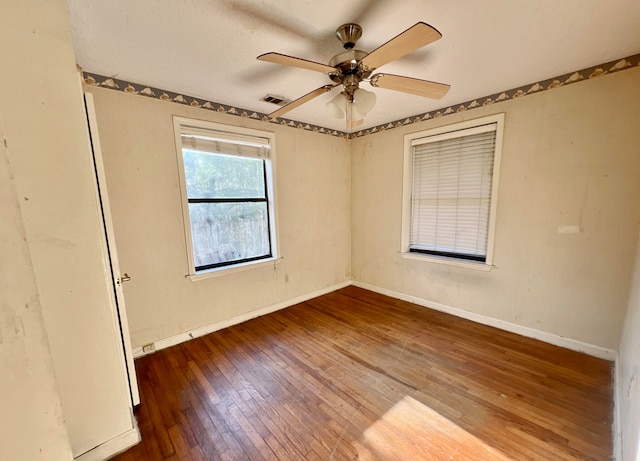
[353,88,377,115]
[326,92,347,119]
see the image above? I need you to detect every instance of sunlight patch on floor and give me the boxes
[353,395,512,460]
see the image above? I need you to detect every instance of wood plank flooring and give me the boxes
[113,286,612,460]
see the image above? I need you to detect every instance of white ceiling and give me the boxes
[67,0,640,133]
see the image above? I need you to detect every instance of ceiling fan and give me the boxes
[257,22,450,127]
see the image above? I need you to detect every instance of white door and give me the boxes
[84,92,140,406]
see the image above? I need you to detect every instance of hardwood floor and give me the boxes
[113,286,613,460]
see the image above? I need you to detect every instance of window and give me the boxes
[173,118,277,275]
[402,114,504,267]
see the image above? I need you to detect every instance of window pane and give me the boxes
[182,149,265,199]
[188,202,271,268]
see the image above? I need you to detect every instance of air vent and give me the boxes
[261,94,290,107]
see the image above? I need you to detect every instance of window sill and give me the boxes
[400,251,494,272]
[187,256,280,281]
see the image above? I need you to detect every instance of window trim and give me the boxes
[400,113,505,269]
[173,117,279,279]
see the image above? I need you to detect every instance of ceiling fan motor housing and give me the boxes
[328,49,371,84]
[329,24,374,91]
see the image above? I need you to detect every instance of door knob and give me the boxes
[116,273,131,286]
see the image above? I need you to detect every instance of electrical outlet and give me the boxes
[142,343,155,354]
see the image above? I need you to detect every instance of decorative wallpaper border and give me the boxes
[83,52,640,139]
[82,72,348,138]
[350,53,640,138]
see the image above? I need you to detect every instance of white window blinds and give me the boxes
[180,125,270,159]
[410,123,497,261]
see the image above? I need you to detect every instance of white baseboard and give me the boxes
[131,279,616,362]
[74,425,140,461]
[132,281,351,358]
[351,280,617,361]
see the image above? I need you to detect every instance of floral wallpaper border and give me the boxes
[83,52,640,139]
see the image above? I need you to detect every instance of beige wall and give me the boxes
[0,121,73,461]
[351,67,640,350]
[618,231,640,461]
[85,86,351,347]
[1,0,135,456]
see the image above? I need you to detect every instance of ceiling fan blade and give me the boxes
[257,52,336,74]
[370,73,450,99]
[269,85,337,118]
[360,22,442,70]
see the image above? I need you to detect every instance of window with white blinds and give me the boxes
[403,114,504,265]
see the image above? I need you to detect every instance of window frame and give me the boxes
[173,117,279,279]
[400,113,505,270]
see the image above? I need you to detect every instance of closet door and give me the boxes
[84,92,140,406]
